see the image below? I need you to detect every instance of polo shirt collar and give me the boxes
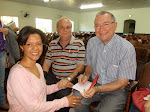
[55,35,75,44]
[69,35,75,44]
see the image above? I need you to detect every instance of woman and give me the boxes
[7,26,81,112]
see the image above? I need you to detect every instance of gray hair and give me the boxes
[94,11,116,23]
[56,17,72,28]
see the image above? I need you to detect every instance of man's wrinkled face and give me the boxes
[94,14,117,44]
[57,19,72,41]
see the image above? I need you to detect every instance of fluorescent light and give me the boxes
[80,3,103,9]
[129,14,132,17]
[43,0,49,2]
[51,0,62,1]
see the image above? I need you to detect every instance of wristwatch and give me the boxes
[67,77,71,81]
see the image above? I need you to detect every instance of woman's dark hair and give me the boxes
[17,26,46,46]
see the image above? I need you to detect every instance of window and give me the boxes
[70,20,74,32]
[1,16,19,27]
[35,18,52,33]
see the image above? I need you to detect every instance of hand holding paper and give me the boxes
[72,81,92,94]
[73,74,99,95]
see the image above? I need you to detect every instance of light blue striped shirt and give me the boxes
[85,34,136,85]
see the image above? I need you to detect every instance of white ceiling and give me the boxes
[6,0,150,12]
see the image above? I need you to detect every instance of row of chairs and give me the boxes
[45,33,150,51]
[124,46,150,111]
[46,32,150,45]
[125,62,150,112]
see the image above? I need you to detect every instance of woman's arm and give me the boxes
[8,67,69,112]
[46,84,60,95]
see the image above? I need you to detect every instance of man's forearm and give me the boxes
[42,62,51,72]
[85,65,93,78]
[97,78,129,93]
[69,64,85,80]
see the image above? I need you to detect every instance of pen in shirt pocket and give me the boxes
[112,64,118,67]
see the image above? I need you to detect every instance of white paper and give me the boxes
[72,81,92,94]
[144,94,150,100]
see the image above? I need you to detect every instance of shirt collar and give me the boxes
[54,35,75,44]
[96,36,103,45]
[105,34,117,50]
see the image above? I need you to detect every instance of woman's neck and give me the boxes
[19,57,40,79]
[19,58,36,68]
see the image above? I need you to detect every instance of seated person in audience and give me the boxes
[72,11,137,112]
[7,26,81,112]
[42,17,85,112]
[129,85,150,112]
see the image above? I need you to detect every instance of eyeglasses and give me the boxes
[95,22,115,29]
[59,26,71,30]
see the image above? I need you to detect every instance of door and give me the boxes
[123,19,136,34]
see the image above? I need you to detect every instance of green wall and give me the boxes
[79,8,150,34]
[0,0,150,34]
[0,0,79,32]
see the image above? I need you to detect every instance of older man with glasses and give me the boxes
[72,11,137,112]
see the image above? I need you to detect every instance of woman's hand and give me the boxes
[66,82,74,88]
[57,78,69,89]
[57,80,73,89]
[66,92,82,108]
